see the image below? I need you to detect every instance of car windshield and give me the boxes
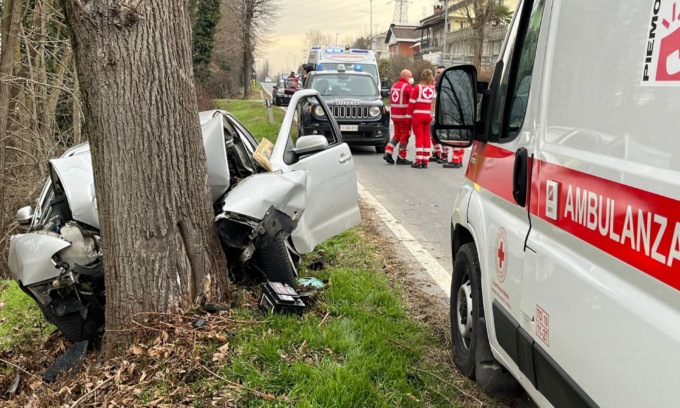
[309,74,378,97]
[280,79,296,88]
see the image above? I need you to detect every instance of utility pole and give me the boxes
[370,0,373,39]
[441,0,449,64]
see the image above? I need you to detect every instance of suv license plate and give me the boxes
[340,125,358,132]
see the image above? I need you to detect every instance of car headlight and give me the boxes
[314,105,325,117]
[369,106,381,117]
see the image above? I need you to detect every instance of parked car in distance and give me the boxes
[8,90,361,344]
[302,66,390,153]
[264,77,273,82]
[272,76,300,106]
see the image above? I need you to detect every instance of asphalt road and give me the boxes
[259,81,470,281]
[351,139,470,277]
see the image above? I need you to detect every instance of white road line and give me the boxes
[357,182,451,297]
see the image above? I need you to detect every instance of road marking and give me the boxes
[357,182,451,297]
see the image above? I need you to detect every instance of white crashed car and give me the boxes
[8,90,361,342]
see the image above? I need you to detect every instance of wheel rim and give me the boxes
[456,271,473,350]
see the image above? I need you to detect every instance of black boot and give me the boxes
[396,157,413,165]
[383,153,394,165]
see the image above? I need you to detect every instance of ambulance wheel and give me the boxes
[257,231,298,288]
[451,243,522,397]
[451,243,483,379]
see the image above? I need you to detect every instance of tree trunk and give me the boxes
[242,31,251,99]
[0,0,24,245]
[472,24,484,71]
[60,0,229,355]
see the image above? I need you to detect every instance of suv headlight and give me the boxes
[314,105,326,117]
[369,106,381,117]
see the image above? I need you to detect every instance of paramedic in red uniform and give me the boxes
[407,69,435,169]
[383,69,414,165]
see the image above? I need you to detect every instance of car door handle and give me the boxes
[339,154,352,164]
[513,147,528,207]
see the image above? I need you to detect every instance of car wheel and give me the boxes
[451,242,482,379]
[39,301,102,343]
[273,98,279,106]
[450,243,522,396]
[375,143,386,153]
[257,231,297,288]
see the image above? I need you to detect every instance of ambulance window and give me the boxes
[508,0,545,132]
[489,0,545,141]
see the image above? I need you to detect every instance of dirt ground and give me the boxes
[358,203,536,408]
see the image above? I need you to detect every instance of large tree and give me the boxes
[192,0,221,83]
[0,0,22,254]
[60,0,229,354]
[233,0,278,98]
[457,0,508,70]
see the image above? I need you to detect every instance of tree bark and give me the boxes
[60,0,229,355]
[0,0,24,244]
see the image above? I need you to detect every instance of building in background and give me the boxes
[415,0,518,67]
[370,31,389,60]
[384,24,420,59]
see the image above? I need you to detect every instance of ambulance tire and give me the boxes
[450,243,483,379]
[451,243,523,397]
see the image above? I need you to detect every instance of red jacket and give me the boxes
[389,77,412,121]
[407,83,435,119]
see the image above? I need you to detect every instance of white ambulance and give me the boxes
[307,46,381,87]
[432,0,680,407]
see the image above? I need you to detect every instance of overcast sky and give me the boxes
[259,0,440,75]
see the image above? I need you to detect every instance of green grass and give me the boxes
[0,279,53,350]
[215,99,286,144]
[182,228,461,407]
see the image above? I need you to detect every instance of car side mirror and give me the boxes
[432,65,477,148]
[381,89,389,98]
[293,135,329,155]
[381,78,389,89]
[16,206,34,225]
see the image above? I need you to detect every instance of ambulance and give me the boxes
[432,0,680,407]
[307,46,381,87]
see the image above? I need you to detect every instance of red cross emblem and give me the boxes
[391,89,400,103]
[422,86,434,99]
[495,228,508,282]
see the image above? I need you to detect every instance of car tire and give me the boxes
[39,302,102,344]
[451,242,483,379]
[257,231,297,288]
[450,242,522,397]
[273,98,279,106]
[375,143,386,153]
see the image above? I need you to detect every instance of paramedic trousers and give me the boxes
[412,114,432,165]
[385,119,411,158]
